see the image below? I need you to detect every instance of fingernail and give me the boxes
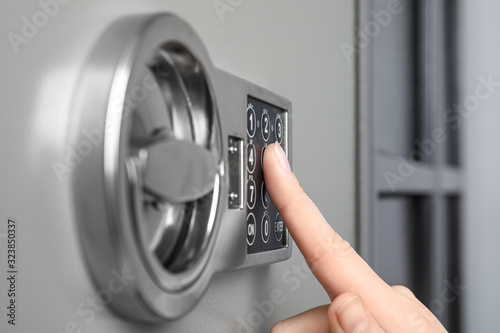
[337,296,367,333]
[274,142,291,171]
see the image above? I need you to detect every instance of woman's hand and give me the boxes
[263,143,447,333]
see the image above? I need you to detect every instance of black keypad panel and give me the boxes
[246,96,288,254]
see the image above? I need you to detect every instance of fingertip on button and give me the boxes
[274,142,291,172]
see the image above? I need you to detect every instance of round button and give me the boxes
[246,178,256,209]
[274,213,284,242]
[261,112,270,141]
[261,144,266,167]
[261,181,270,209]
[275,116,283,144]
[247,107,256,138]
[261,213,270,243]
[247,143,256,173]
[247,213,256,246]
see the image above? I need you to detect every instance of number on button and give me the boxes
[247,178,256,209]
[275,117,283,144]
[261,213,270,243]
[247,144,255,173]
[261,112,270,141]
[247,107,256,138]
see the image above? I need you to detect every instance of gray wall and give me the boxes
[460,0,500,331]
[0,1,355,332]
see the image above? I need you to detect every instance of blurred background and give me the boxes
[358,1,500,331]
[0,0,498,332]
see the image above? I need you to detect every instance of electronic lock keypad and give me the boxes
[71,13,292,322]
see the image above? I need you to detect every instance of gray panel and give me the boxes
[373,196,431,302]
[373,0,416,156]
[460,1,500,331]
[373,196,414,286]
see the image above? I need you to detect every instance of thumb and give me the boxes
[328,293,385,333]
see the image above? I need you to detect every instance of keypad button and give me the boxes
[246,178,256,209]
[247,143,256,173]
[261,181,270,209]
[247,213,256,246]
[261,144,266,167]
[275,116,283,144]
[274,213,284,242]
[261,112,270,142]
[247,107,256,138]
[261,213,270,243]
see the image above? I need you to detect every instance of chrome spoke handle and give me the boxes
[143,139,217,203]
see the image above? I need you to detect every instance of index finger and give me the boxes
[263,143,393,303]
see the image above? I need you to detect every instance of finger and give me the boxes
[263,143,392,301]
[328,293,385,333]
[270,305,330,333]
[391,285,416,300]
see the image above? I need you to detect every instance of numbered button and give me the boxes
[247,143,256,173]
[247,213,256,246]
[261,213,270,243]
[247,106,256,138]
[261,111,270,142]
[275,116,283,144]
[260,144,266,167]
[261,181,270,209]
[274,213,284,242]
[247,178,256,209]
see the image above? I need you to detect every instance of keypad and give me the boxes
[246,96,288,253]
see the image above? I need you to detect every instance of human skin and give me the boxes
[263,143,447,333]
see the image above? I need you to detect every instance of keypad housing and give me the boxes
[246,96,288,254]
